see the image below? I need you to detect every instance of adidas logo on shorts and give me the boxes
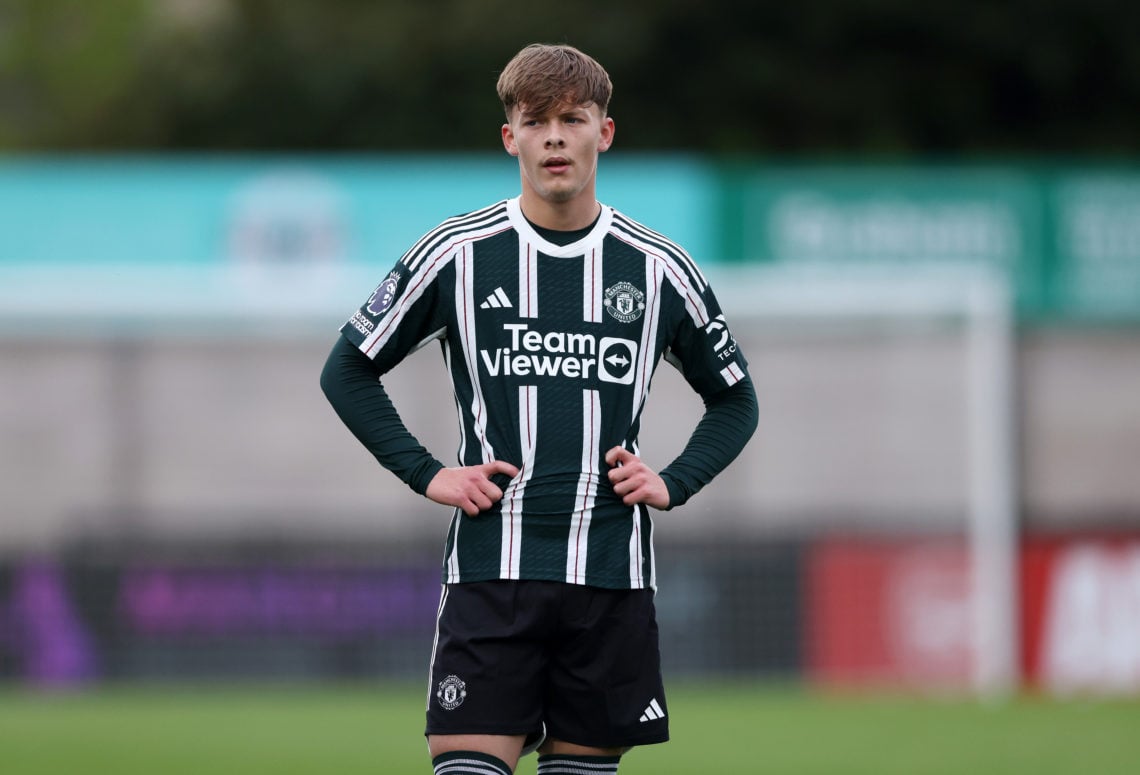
[639,697,666,722]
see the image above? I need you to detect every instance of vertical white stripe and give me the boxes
[445,514,461,583]
[500,385,536,580]
[629,508,644,587]
[567,389,601,584]
[519,241,539,318]
[446,250,489,586]
[631,256,663,418]
[646,510,657,591]
[583,247,604,323]
[569,256,603,584]
[425,585,449,710]
[719,363,745,385]
[455,244,494,464]
[443,339,466,467]
[504,241,537,578]
[625,256,662,588]
[442,332,463,582]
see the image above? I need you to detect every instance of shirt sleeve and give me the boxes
[658,377,758,509]
[324,250,451,493]
[663,278,750,397]
[657,277,757,508]
[339,257,448,375]
[319,334,445,495]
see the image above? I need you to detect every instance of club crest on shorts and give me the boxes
[604,281,645,323]
[367,271,401,315]
[436,674,467,710]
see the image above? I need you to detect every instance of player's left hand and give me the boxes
[604,446,670,510]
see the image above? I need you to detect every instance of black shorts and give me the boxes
[425,580,669,749]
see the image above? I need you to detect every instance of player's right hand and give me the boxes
[425,460,520,516]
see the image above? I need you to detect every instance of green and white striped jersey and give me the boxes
[341,197,748,590]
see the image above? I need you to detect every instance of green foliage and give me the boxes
[0,0,150,146]
[1,0,1137,153]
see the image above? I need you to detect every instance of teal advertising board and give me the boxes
[0,154,715,332]
[719,165,1046,311]
[1048,173,1140,319]
[719,163,1140,321]
[0,154,715,268]
[1,155,1138,323]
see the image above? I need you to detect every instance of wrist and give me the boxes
[411,459,447,496]
[659,471,688,511]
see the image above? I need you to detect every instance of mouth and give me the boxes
[542,157,571,173]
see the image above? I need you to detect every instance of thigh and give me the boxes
[425,582,548,739]
[545,587,670,749]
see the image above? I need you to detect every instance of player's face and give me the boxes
[502,101,614,208]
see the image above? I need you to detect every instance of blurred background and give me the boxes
[3,0,1140,721]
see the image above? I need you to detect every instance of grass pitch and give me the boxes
[1,681,1137,774]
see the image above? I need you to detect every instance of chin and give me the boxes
[540,183,583,204]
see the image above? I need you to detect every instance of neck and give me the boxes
[518,189,600,231]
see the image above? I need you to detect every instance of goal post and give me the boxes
[706,261,1019,699]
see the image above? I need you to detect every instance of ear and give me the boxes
[501,123,519,157]
[597,116,615,153]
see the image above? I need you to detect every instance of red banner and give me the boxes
[1022,536,1140,694]
[805,539,972,690]
[808,535,1140,694]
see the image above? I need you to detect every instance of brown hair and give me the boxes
[497,44,612,118]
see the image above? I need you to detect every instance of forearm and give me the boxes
[319,335,445,495]
[658,377,758,509]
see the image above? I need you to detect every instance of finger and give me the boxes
[608,466,628,487]
[608,455,644,482]
[610,466,643,493]
[478,478,504,503]
[471,490,493,512]
[485,459,521,479]
[459,488,493,515]
[624,480,658,506]
[615,481,642,504]
[612,479,635,498]
[604,446,632,467]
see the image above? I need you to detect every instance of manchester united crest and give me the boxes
[604,281,645,323]
[436,674,467,710]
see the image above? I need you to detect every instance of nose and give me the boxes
[544,126,565,148]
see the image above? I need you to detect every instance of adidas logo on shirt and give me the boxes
[480,287,512,309]
[639,697,666,722]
